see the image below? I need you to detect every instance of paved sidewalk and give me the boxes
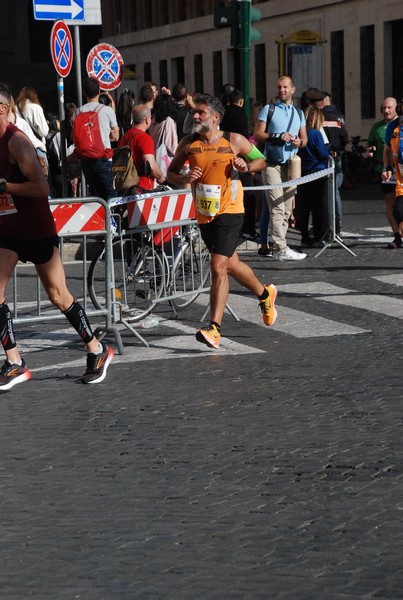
[1,182,403,599]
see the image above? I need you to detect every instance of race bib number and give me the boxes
[195,183,221,217]
[0,194,17,216]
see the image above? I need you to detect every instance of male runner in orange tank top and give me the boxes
[168,94,278,348]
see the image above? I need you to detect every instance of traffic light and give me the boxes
[241,2,262,48]
[214,1,261,49]
[213,1,241,48]
[249,5,262,44]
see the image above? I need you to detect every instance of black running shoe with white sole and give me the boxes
[0,359,32,391]
[81,343,114,384]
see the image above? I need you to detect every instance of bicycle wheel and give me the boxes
[171,234,210,309]
[88,234,166,321]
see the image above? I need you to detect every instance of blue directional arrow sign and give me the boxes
[33,0,85,21]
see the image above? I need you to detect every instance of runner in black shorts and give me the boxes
[168,94,278,349]
[0,83,114,391]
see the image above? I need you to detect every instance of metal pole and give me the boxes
[240,0,251,128]
[314,157,356,258]
[74,25,86,197]
[74,26,83,106]
[57,77,68,197]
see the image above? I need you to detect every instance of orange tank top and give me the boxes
[188,132,244,224]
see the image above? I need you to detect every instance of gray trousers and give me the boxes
[262,164,296,252]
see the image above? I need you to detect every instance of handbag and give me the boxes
[155,141,173,179]
[155,120,174,180]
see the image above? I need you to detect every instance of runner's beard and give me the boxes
[192,116,214,134]
[192,122,204,133]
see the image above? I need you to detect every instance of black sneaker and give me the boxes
[81,343,114,384]
[258,247,273,257]
[0,359,32,391]
[387,238,402,249]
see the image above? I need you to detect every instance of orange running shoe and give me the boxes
[259,284,278,326]
[195,324,221,349]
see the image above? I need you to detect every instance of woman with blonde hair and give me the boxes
[296,105,330,246]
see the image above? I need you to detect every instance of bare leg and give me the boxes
[209,251,265,325]
[209,253,230,325]
[227,251,265,296]
[385,192,399,234]
[35,248,100,353]
[0,248,20,364]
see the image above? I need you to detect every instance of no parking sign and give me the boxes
[51,20,73,78]
[86,43,124,91]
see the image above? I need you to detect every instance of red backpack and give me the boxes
[72,105,106,160]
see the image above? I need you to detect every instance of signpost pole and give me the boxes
[51,20,74,197]
[240,0,251,128]
[73,25,86,197]
[74,25,83,106]
[57,77,69,197]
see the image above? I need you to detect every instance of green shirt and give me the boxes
[367,119,389,173]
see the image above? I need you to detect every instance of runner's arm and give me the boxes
[167,136,201,186]
[230,133,266,174]
[382,144,394,182]
[5,131,49,197]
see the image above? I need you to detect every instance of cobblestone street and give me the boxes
[1,184,403,599]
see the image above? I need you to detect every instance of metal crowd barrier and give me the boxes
[12,170,345,355]
[10,196,125,354]
[8,191,212,354]
[107,189,211,348]
[243,156,356,258]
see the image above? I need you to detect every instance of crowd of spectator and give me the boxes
[1,76,400,255]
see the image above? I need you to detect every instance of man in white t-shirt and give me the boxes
[78,78,119,201]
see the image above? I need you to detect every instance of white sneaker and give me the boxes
[274,247,307,261]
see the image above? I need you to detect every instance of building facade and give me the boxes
[100,0,403,138]
[0,1,402,138]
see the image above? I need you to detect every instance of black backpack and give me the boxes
[46,131,61,175]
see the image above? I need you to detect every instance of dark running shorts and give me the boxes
[0,236,60,264]
[376,173,395,195]
[381,183,396,195]
[199,213,244,257]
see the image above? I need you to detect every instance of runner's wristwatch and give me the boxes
[0,178,7,194]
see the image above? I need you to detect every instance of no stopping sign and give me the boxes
[86,43,124,91]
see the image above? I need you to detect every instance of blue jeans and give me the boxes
[81,158,117,201]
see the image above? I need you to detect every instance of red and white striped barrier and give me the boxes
[127,192,195,228]
[51,202,106,234]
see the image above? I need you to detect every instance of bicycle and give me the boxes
[169,223,210,310]
[87,187,210,322]
[342,136,374,189]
